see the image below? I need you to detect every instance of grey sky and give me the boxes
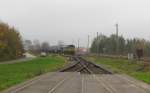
[0,0,150,47]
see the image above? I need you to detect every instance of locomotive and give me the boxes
[62,45,75,55]
[49,45,75,55]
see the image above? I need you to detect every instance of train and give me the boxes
[49,45,76,55]
[62,45,75,55]
[62,45,88,55]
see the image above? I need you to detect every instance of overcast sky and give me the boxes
[0,0,150,47]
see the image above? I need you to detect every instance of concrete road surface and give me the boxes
[1,72,150,93]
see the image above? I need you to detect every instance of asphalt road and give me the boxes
[0,58,34,64]
[2,72,150,93]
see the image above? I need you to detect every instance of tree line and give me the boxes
[90,34,150,57]
[0,22,24,61]
[24,40,50,55]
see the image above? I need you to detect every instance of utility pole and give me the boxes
[116,23,119,55]
[87,35,90,53]
[97,32,99,54]
[78,38,80,52]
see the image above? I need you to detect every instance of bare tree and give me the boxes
[24,40,32,51]
[41,42,50,53]
[32,40,41,54]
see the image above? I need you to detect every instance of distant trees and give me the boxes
[32,40,41,54]
[41,42,50,53]
[23,40,50,55]
[91,34,125,54]
[0,22,24,61]
[144,41,150,56]
[24,40,32,51]
[90,34,150,57]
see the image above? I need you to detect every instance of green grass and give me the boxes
[0,55,67,91]
[86,56,150,84]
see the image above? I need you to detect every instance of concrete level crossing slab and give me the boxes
[82,74,150,93]
[82,74,111,93]
[51,73,81,93]
[95,74,150,93]
[1,73,150,93]
[2,72,79,93]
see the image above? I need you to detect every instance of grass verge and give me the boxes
[0,55,67,91]
[86,56,150,84]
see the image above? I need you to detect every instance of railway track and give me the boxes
[61,56,112,74]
